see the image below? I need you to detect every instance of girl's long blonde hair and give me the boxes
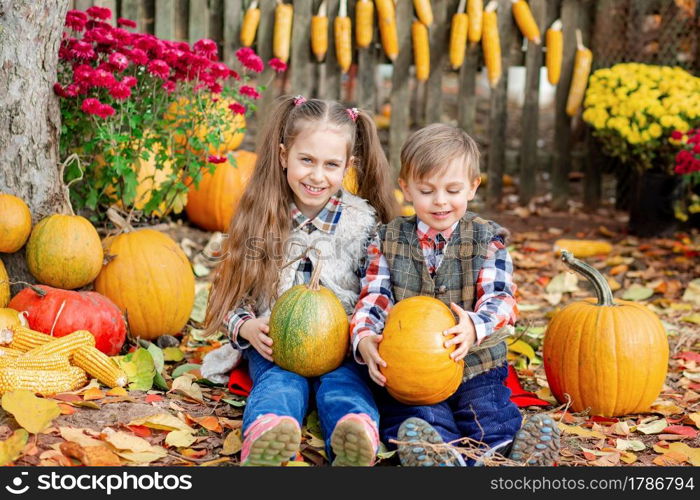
[204,95,399,336]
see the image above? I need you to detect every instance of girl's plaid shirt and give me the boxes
[223,192,344,349]
[349,218,518,362]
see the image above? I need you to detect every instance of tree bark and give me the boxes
[0,0,71,293]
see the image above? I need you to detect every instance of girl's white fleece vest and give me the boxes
[257,189,378,317]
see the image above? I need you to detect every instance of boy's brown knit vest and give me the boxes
[378,212,511,381]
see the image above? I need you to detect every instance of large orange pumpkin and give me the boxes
[185,151,256,232]
[0,193,32,253]
[94,229,195,340]
[268,263,349,377]
[165,96,246,156]
[543,251,669,417]
[25,215,103,290]
[378,296,464,405]
[0,259,9,308]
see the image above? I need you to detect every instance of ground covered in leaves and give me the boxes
[1,204,698,467]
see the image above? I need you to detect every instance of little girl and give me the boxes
[204,95,398,466]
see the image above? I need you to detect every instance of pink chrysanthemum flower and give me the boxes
[109,82,131,100]
[239,85,261,100]
[268,58,288,73]
[147,59,170,79]
[117,17,137,28]
[109,52,129,72]
[228,102,246,115]
[86,6,112,20]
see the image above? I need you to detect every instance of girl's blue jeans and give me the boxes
[375,363,522,452]
[243,348,379,459]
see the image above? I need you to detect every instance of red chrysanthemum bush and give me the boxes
[56,7,287,221]
[670,128,700,221]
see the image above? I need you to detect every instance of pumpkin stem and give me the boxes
[561,250,614,306]
[307,247,323,291]
[7,280,46,297]
[106,207,134,234]
[58,154,81,216]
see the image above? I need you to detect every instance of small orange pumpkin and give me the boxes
[185,151,256,232]
[543,251,669,417]
[0,193,32,253]
[94,229,195,340]
[378,296,464,405]
[25,214,103,290]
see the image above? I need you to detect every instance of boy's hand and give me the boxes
[357,335,387,386]
[239,317,273,361]
[442,302,477,362]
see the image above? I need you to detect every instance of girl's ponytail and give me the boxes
[352,110,400,223]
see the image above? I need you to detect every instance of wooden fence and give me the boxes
[68,0,698,210]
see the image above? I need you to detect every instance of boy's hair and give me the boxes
[399,123,480,182]
[203,95,399,337]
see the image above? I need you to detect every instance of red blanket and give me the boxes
[227,363,550,408]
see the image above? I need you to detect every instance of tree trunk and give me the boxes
[0,0,71,294]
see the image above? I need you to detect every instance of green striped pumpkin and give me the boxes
[268,263,349,377]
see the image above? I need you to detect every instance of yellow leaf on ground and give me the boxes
[170,374,204,403]
[60,427,104,448]
[615,439,645,451]
[60,441,122,466]
[1,390,61,434]
[106,387,128,397]
[620,451,637,464]
[666,442,700,466]
[681,314,700,325]
[101,428,155,452]
[650,403,685,416]
[128,413,193,433]
[165,430,196,448]
[0,429,28,466]
[284,460,310,466]
[189,415,223,433]
[557,423,606,439]
[535,387,558,405]
[221,429,242,456]
[507,339,536,361]
[687,412,700,428]
[114,449,168,464]
[82,387,105,401]
[637,418,668,434]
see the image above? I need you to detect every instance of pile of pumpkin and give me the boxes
[0,193,196,394]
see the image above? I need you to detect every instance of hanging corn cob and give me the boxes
[335,0,353,73]
[376,0,399,61]
[482,1,501,87]
[511,0,540,44]
[546,19,563,85]
[355,0,374,48]
[22,329,94,358]
[73,346,127,388]
[273,0,294,63]
[240,1,261,47]
[311,1,329,62]
[413,0,433,27]
[467,0,483,43]
[0,353,71,371]
[411,20,430,82]
[0,365,86,395]
[450,0,469,70]
[565,29,593,116]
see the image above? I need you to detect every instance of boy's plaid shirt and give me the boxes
[224,192,344,348]
[350,218,518,362]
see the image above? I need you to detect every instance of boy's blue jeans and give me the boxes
[243,349,379,458]
[375,363,522,452]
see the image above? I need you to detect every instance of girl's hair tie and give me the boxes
[293,95,307,107]
[346,107,359,122]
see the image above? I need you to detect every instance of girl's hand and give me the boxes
[442,302,477,362]
[239,317,274,361]
[357,335,387,386]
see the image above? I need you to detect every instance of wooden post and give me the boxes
[291,0,313,97]
[518,0,547,205]
[223,0,243,67]
[188,0,209,44]
[457,45,479,133]
[255,0,278,148]
[388,0,412,178]
[94,0,118,20]
[424,0,451,124]
[120,0,145,30]
[155,0,177,41]
[323,0,341,100]
[486,0,515,209]
[208,0,224,47]
[356,16,379,111]
[551,0,578,211]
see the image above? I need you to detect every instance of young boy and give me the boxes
[350,124,559,466]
